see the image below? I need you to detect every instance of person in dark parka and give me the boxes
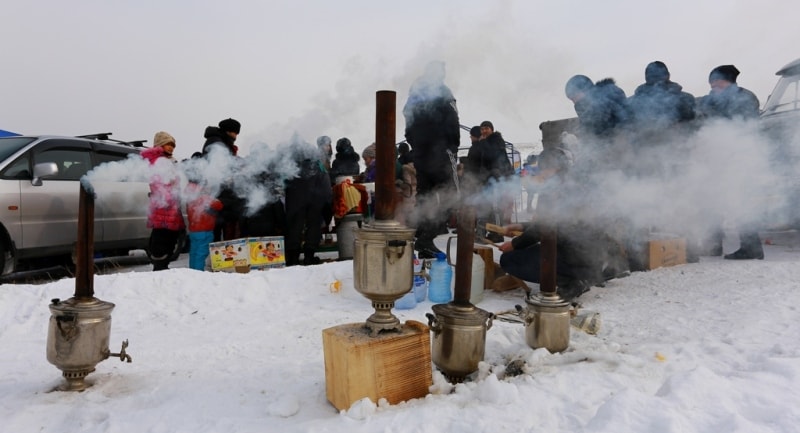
[283,140,333,266]
[403,61,461,258]
[697,64,764,261]
[202,118,245,242]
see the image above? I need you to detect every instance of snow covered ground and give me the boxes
[1,232,799,433]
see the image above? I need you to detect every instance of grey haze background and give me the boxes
[1,0,797,158]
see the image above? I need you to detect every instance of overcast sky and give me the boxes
[2,0,798,158]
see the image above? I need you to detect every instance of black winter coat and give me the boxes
[403,83,460,174]
[629,80,696,128]
[464,132,513,189]
[574,78,631,138]
[697,84,760,120]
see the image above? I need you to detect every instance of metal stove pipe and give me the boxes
[539,228,557,294]
[75,183,95,299]
[374,90,397,221]
[452,206,476,306]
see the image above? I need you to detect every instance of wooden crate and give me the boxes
[322,320,432,411]
[647,236,687,270]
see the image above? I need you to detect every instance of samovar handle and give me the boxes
[425,313,441,335]
[385,239,407,264]
[515,304,534,326]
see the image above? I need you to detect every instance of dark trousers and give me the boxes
[499,244,585,284]
[149,228,181,271]
[414,169,455,243]
[285,204,323,266]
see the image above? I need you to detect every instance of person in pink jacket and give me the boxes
[141,131,185,271]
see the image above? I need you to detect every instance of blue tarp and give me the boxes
[0,129,20,137]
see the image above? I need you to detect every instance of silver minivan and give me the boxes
[0,135,152,275]
[760,57,800,229]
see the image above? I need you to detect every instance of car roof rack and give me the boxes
[76,133,147,147]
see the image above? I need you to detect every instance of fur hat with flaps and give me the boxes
[153,131,176,148]
[218,118,241,134]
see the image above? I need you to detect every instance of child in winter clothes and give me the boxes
[185,181,223,271]
[141,131,186,271]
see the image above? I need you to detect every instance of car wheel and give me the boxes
[0,240,7,275]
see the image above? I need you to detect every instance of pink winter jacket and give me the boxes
[141,147,186,231]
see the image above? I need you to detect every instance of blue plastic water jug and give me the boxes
[428,252,452,303]
[395,287,416,309]
[413,254,427,303]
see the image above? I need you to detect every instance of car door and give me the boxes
[90,145,150,245]
[19,139,96,252]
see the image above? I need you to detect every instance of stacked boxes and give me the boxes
[209,236,285,272]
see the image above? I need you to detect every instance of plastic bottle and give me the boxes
[428,252,453,303]
[470,252,485,304]
[394,287,416,309]
[413,254,428,303]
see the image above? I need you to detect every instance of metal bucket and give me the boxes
[426,303,493,382]
[337,213,363,260]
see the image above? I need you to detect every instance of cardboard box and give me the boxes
[646,234,686,270]
[248,236,285,269]
[209,238,249,272]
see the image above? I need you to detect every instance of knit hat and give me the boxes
[469,126,481,138]
[709,65,740,84]
[153,131,175,148]
[645,61,670,84]
[316,135,331,147]
[480,120,494,130]
[218,118,241,134]
[362,143,376,159]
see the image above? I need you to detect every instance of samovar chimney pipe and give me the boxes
[75,183,95,299]
[452,205,476,306]
[374,90,397,221]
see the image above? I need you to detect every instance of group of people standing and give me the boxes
[492,62,766,301]
[143,118,342,271]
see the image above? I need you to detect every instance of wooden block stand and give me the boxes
[322,320,432,411]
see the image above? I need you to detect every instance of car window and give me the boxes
[94,148,139,166]
[0,137,36,163]
[0,154,32,179]
[33,146,93,181]
[765,76,800,114]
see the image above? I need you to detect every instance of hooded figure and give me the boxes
[329,137,361,182]
[202,118,240,156]
[628,61,696,129]
[402,61,461,258]
[565,75,631,139]
[283,140,333,266]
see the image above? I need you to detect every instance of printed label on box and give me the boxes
[249,236,285,269]
[209,238,249,272]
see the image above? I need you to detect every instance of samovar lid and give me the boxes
[431,303,492,324]
[49,297,115,314]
